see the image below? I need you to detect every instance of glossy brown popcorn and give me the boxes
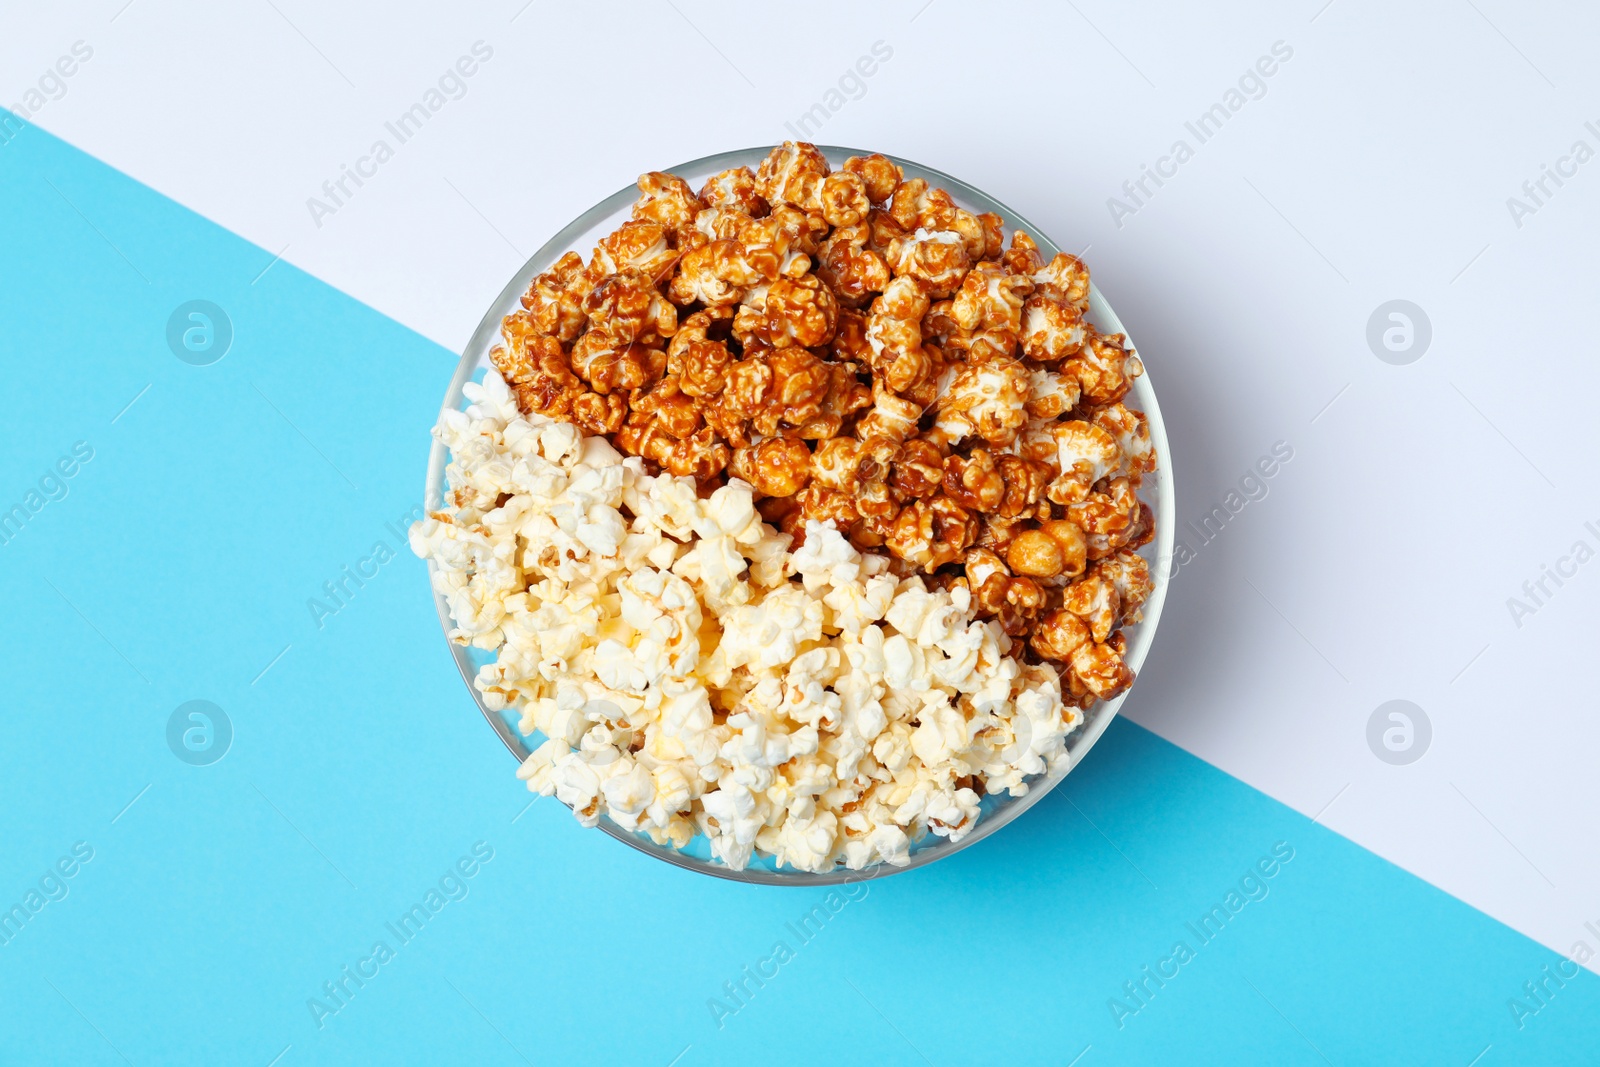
[631,380,702,439]
[886,177,932,231]
[924,301,1018,364]
[584,268,677,346]
[748,347,833,437]
[1031,608,1091,663]
[810,437,868,491]
[1066,476,1142,560]
[1069,640,1134,699]
[933,359,1031,448]
[1091,402,1155,477]
[729,436,812,497]
[491,141,1158,713]
[1063,569,1120,642]
[854,381,922,443]
[886,229,971,298]
[975,514,1026,554]
[865,208,907,258]
[815,361,873,434]
[591,219,679,282]
[670,338,728,395]
[1038,518,1089,580]
[818,172,872,229]
[810,434,896,497]
[886,496,977,571]
[754,141,830,211]
[977,212,1005,260]
[633,171,705,231]
[495,313,553,384]
[942,449,1005,512]
[1034,252,1092,311]
[496,330,580,418]
[1046,419,1121,504]
[994,455,1052,519]
[571,390,626,436]
[816,225,891,308]
[850,479,901,543]
[1021,295,1087,362]
[1006,529,1067,579]
[520,251,590,342]
[668,427,733,482]
[1067,326,1143,406]
[570,332,667,395]
[831,307,873,362]
[1002,230,1045,276]
[618,411,730,483]
[671,239,763,307]
[967,550,1046,637]
[1025,367,1081,420]
[699,166,768,216]
[1095,550,1153,625]
[704,353,773,448]
[842,153,903,205]
[864,277,935,394]
[889,437,947,500]
[951,261,1032,335]
[747,274,839,349]
[793,484,860,530]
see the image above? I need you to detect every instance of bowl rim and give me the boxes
[423,145,1175,885]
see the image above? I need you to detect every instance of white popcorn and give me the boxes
[415,372,1087,874]
[789,523,861,592]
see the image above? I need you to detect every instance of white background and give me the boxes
[8,0,1599,966]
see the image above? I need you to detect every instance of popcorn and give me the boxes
[934,359,1032,447]
[416,378,1097,873]
[424,142,1164,874]
[886,228,971,298]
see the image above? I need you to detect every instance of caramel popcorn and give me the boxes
[591,219,679,282]
[842,153,902,204]
[519,251,590,342]
[633,171,705,231]
[744,273,839,349]
[934,359,1032,447]
[816,224,891,307]
[754,141,829,211]
[886,229,971,297]
[483,141,1158,787]
[818,171,872,228]
[699,166,767,215]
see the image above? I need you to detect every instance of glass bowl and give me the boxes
[423,146,1175,885]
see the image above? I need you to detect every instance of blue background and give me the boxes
[1,123,1596,1065]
